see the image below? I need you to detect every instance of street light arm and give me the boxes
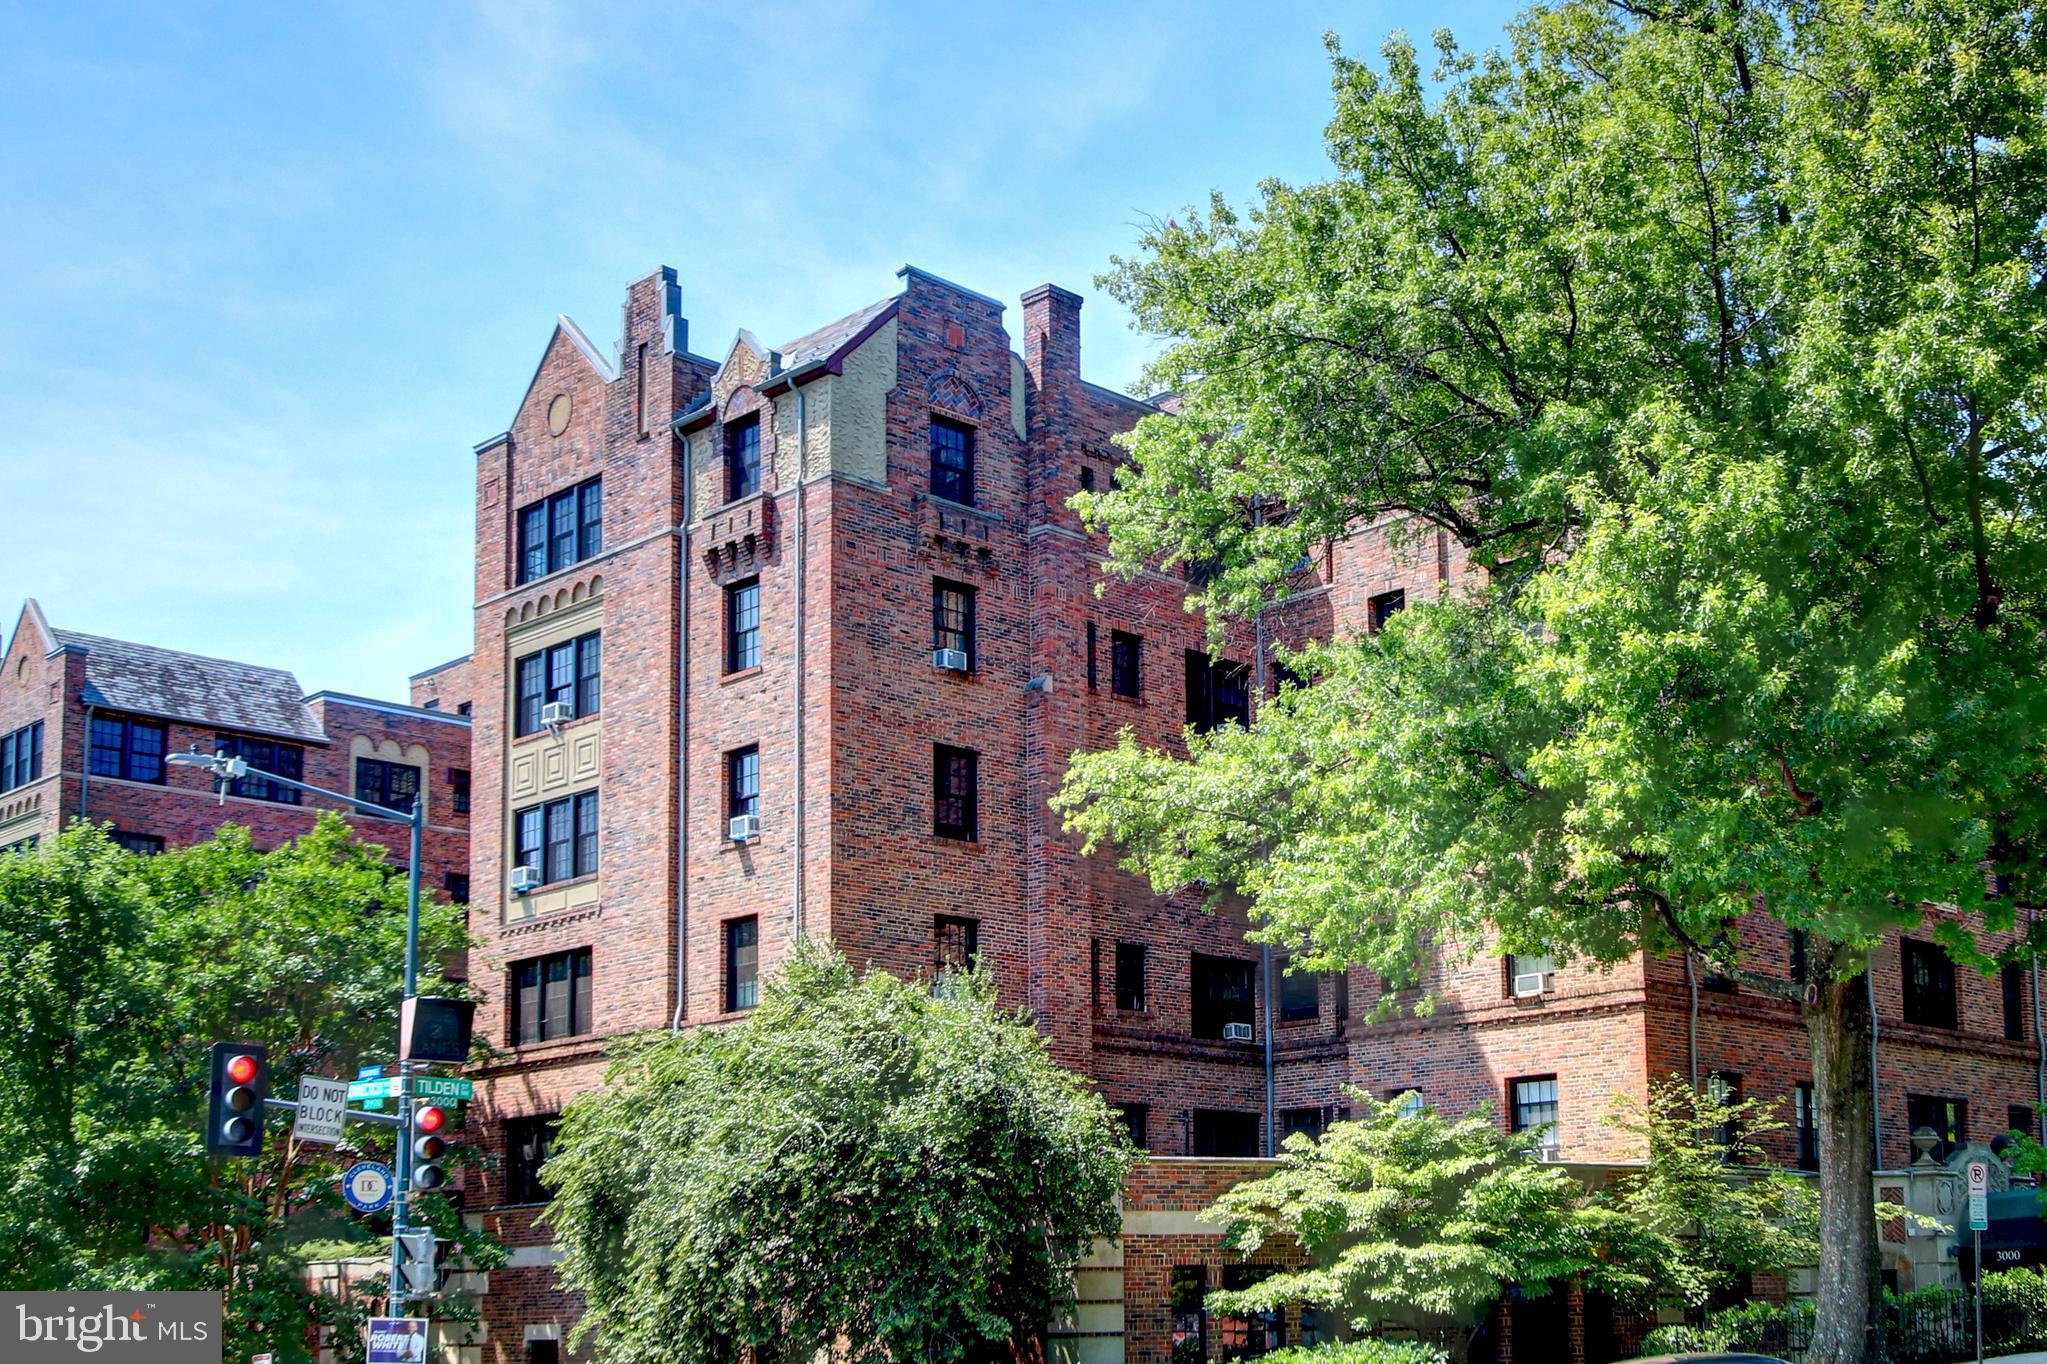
[166,749,422,825]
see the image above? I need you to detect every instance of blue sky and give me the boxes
[0,0,1519,701]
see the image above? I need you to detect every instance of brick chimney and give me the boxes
[1021,283,1082,395]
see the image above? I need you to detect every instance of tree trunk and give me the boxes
[1805,970,1880,1364]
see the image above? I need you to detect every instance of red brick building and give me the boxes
[460,266,2044,1363]
[0,598,472,924]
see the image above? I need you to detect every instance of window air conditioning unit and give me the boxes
[1512,971,1551,999]
[541,701,574,728]
[932,648,971,673]
[728,813,761,843]
[1534,1143,1562,1163]
[510,865,543,894]
[1222,1022,1255,1042]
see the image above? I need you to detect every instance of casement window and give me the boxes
[1085,622,1098,691]
[1277,954,1319,1022]
[1901,939,1958,1029]
[0,721,43,793]
[1171,1266,1208,1357]
[929,414,975,506]
[89,715,166,784]
[214,735,303,804]
[933,745,978,841]
[110,831,164,856]
[444,872,470,905]
[511,948,592,1044]
[1079,465,1096,492]
[1116,1103,1148,1150]
[450,768,472,815]
[355,758,422,814]
[1509,1075,1560,1146]
[1707,1072,1743,1152]
[2004,963,2028,1042]
[1217,1264,1284,1356]
[1110,630,1142,699]
[514,791,599,885]
[1185,652,1251,733]
[935,915,980,975]
[725,579,761,674]
[1,836,38,856]
[932,580,975,667]
[1192,1109,1260,1158]
[1114,942,1147,1011]
[1383,1088,1425,1118]
[2011,1105,2037,1141]
[726,747,760,822]
[1367,589,1407,632]
[1795,1082,1820,1170]
[725,413,761,502]
[1906,1094,1966,1162]
[1191,953,1255,1041]
[513,632,601,736]
[516,477,602,584]
[1281,1107,1325,1142]
[725,917,759,1012]
[503,1114,561,1204]
[1790,928,1809,982]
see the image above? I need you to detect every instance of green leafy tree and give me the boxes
[1204,1094,1667,1356]
[544,943,1135,1364]
[1054,2,2047,1360]
[1600,1076,1819,1306]
[0,818,489,1363]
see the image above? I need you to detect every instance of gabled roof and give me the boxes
[46,621,327,744]
[777,296,898,370]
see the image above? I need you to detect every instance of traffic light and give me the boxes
[401,996,476,1064]
[411,1104,449,1189]
[205,1042,268,1157]
[396,1227,445,1297]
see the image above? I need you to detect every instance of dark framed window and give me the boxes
[0,836,37,857]
[355,758,422,814]
[503,1113,560,1204]
[511,947,592,1044]
[513,791,598,884]
[725,579,761,673]
[1186,652,1251,733]
[214,735,302,804]
[934,744,978,841]
[450,768,472,815]
[1281,1107,1325,1142]
[0,721,43,793]
[1795,1083,1820,1170]
[1367,589,1407,632]
[929,414,975,506]
[1171,1266,1208,1357]
[1079,465,1096,492]
[1790,928,1810,983]
[725,916,759,1012]
[1510,1075,1560,1144]
[932,579,975,667]
[1116,1103,1148,1149]
[1192,953,1256,1041]
[1278,955,1319,1022]
[1192,1109,1260,1157]
[1707,1072,1743,1152]
[1906,1093,1966,1162]
[1507,953,1555,995]
[1218,1263,1284,1357]
[2011,1105,2037,1141]
[2004,963,2027,1042]
[725,413,761,502]
[1902,939,1958,1029]
[89,715,166,784]
[514,632,600,735]
[110,831,164,856]
[935,915,980,975]
[444,872,470,905]
[528,1343,559,1364]
[727,746,760,820]
[1383,1088,1424,1118]
[516,477,602,584]
[1114,942,1147,1011]
[1085,622,1098,691]
[1110,630,1141,699]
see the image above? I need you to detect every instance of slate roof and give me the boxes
[776,296,897,371]
[49,626,327,744]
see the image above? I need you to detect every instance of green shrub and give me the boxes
[1260,1341,1450,1364]
[1640,1323,1724,1354]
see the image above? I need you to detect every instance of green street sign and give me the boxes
[347,1077,402,1100]
[411,1076,474,1101]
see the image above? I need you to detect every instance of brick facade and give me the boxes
[460,265,2043,1361]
